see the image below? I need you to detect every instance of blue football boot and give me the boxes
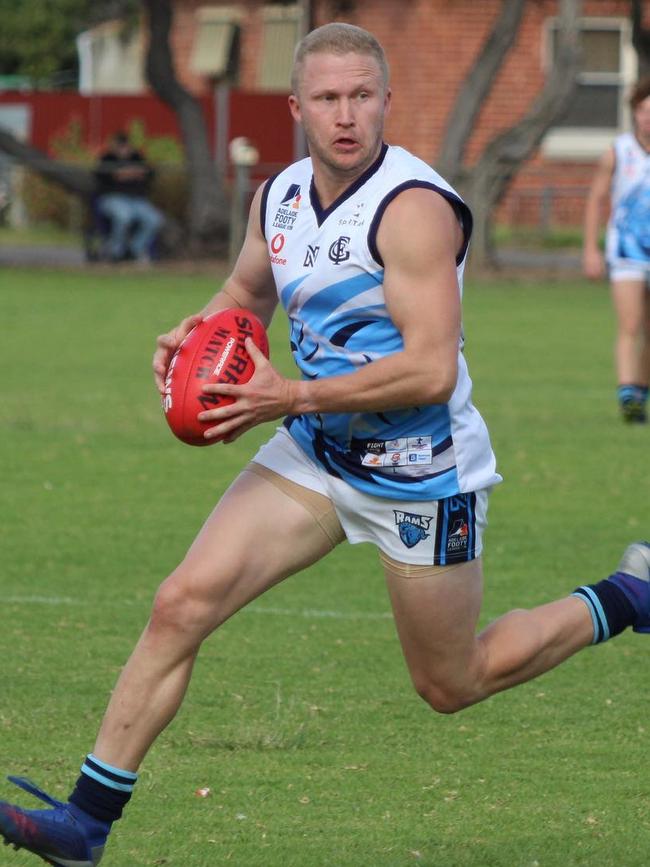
[0,777,108,866]
[608,541,650,633]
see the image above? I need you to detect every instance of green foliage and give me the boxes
[0,270,649,865]
[19,116,188,227]
[0,0,140,85]
[0,0,87,83]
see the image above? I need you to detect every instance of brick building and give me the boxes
[151,0,645,230]
[5,1,647,231]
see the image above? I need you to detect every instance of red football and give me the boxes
[162,308,269,446]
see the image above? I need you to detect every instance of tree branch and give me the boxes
[0,127,95,197]
[436,0,528,181]
[631,0,650,79]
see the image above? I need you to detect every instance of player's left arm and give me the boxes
[200,187,464,441]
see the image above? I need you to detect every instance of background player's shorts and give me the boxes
[608,262,650,284]
[251,427,489,566]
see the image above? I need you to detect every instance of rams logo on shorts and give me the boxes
[394,510,433,548]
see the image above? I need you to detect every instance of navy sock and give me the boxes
[572,578,636,643]
[68,754,138,824]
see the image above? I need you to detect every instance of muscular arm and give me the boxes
[199,184,278,326]
[152,183,277,392]
[583,148,614,279]
[293,187,462,413]
[201,187,465,440]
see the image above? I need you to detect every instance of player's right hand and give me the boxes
[583,249,605,280]
[153,314,203,394]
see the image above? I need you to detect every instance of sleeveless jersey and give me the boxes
[606,132,650,269]
[261,143,501,501]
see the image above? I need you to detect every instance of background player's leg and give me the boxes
[611,278,648,420]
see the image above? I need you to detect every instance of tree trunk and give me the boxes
[460,0,583,269]
[631,0,650,79]
[0,128,95,197]
[437,0,528,182]
[143,0,229,254]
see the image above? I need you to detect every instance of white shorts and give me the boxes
[251,427,489,566]
[609,263,650,284]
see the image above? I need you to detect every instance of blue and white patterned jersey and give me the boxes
[607,132,650,269]
[261,143,501,501]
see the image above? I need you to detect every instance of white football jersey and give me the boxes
[261,143,501,500]
[606,132,650,269]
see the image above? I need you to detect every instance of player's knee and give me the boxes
[411,674,474,715]
[149,570,216,638]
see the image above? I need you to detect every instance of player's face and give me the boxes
[289,51,391,181]
[633,96,650,143]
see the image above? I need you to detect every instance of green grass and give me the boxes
[0,266,649,866]
[0,224,81,247]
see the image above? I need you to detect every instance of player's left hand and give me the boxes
[198,338,297,443]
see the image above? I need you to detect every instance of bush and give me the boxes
[19,118,190,229]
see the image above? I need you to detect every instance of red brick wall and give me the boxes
[171,0,637,159]
[170,0,642,226]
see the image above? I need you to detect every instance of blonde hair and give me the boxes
[291,23,389,94]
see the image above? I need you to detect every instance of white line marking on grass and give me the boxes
[246,605,392,621]
[5,595,79,605]
[4,596,392,621]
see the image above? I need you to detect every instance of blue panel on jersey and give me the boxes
[290,271,384,327]
[279,274,310,310]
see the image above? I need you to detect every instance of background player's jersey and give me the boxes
[607,132,650,269]
[261,143,501,501]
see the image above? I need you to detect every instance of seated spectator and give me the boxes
[94,131,164,264]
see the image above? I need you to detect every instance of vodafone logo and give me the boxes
[270,232,287,265]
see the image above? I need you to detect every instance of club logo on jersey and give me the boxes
[328,236,351,264]
[303,245,320,268]
[394,510,433,549]
[272,185,301,230]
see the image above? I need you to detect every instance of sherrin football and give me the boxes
[162,308,269,446]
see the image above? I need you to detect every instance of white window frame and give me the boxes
[76,19,145,95]
[541,16,637,160]
[190,6,242,79]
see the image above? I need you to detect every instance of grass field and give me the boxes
[0,265,649,867]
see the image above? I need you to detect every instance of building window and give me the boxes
[76,20,145,95]
[190,6,241,81]
[542,17,637,159]
[258,4,303,92]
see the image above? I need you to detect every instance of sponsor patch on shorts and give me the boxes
[392,492,478,564]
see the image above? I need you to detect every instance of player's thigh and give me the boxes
[611,278,647,332]
[383,555,484,685]
[168,466,342,626]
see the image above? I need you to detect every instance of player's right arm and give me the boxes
[153,182,277,393]
[583,147,614,280]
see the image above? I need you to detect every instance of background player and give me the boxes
[583,78,650,423]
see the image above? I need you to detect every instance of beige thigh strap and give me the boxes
[380,548,469,579]
[246,461,346,548]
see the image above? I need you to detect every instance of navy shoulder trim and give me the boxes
[259,174,280,240]
[368,181,473,267]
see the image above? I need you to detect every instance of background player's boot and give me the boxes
[608,542,650,633]
[621,398,647,423]
[0,776,109,866]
